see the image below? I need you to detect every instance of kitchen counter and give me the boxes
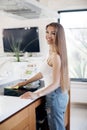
[0,95,37,123]
[0,95,46,130]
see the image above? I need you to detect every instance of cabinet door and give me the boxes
[0,107,30,130]
[28,103,36,130]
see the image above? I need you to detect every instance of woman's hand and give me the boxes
[17,81,26,87]
[11,81,27,89]
[20,91,39,99]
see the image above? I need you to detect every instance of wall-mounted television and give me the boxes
[2,27,40,53]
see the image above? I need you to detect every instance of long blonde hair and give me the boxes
[46,22,70,91]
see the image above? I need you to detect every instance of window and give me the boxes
[59,10,87,81]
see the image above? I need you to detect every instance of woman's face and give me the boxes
[46,26,56,45]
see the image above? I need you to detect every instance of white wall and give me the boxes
[0,15,57,56]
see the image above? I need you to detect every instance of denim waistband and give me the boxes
[55,87,68,94]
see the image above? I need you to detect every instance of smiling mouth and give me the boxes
[47,39,53,43]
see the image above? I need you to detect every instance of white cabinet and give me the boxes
[71,82,87,104]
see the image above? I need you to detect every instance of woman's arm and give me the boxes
[13,72,43,88]
[24,72,43,85]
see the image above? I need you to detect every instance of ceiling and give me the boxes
[0,0,58,19]
[1,0,86,20]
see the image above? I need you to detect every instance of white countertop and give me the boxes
[0,95,36,123]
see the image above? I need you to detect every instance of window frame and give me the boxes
[58,9,87,82]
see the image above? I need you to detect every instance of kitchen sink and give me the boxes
[0,79,44,96]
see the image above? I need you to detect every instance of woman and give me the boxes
[14,22,70,130]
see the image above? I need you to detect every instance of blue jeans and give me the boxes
[45,87,69,130]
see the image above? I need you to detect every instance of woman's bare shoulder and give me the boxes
[51,53,61,67]
[52,53,60,61]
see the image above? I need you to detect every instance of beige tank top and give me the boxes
[40,59,53,86]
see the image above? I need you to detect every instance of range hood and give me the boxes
[0,0,58,19]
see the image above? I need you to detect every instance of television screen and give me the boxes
[2,27,40,53]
